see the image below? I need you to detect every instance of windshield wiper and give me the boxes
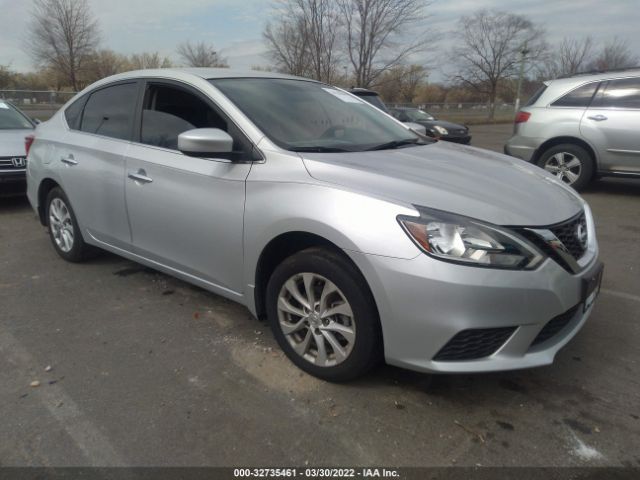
[290,146,352,153]
[365,138,423,151]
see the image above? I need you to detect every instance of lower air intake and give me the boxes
[433,327,517,361]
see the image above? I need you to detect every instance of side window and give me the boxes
[64,96,86,129]
[592,78,640,109]
[80,83,138,140]
[551,82,599,108]
[139,83,251,157]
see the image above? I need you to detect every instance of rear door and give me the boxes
[58,81,139,248]
[124,80,253,295]
[580,77,640,173]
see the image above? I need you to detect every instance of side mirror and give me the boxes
[178,128,233,157]
[32,118,41,125]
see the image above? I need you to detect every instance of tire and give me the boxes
[537,143,594,191]
[266,247,382,382]
[45,187,95,262]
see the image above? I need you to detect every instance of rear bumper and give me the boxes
[504,134,540,162]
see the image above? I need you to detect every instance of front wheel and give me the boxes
[537,144,594,190]
[266,247,382,382]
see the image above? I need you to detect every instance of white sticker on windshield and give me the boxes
[0,102,9,109]
[322,88,361,103]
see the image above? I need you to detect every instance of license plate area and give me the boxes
[581,262,603,312]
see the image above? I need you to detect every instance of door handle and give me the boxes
[60,154,78,166]
[128,169,153,184]
[587,114,608,122]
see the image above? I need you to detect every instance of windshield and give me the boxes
[210,78,425,152]
[405,109,435,121]
[0,102,34,130]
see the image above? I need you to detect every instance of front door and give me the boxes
[124,81,253,296]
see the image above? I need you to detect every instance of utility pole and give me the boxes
[514,41,530,113]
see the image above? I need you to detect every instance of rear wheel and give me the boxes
[266,247,382,382]
[537,144,594,190]
[46,187,94,262]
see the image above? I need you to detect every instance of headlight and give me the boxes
[398,208,544,270]
[433,125,448,135]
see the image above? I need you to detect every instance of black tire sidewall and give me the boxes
[538,144,594,191]
[45,187,88,262]
[266,247,382,382]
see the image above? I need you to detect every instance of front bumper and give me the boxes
[349,248,600,374]
[442,135,471,145]
[0,170,27,196]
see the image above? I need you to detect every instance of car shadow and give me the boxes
[0,194,31,212]
[583,177,640,196]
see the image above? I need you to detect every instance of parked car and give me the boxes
[0,101,36,196]
[505,68,640,190]
[27,69,602,381]
[388,107,471,144]
[348,88,428,135]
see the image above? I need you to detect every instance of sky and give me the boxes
[1,0,639,81]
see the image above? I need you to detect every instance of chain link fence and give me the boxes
[0,90,77,121]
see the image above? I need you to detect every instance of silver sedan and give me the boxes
[26,69,603,381]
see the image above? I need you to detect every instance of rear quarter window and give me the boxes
[525,85,547,106]
[64,96,86,130]
[551,82,599,108]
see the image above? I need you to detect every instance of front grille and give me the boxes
[516,211,588,273]
[550,212,588,260]
[530,305,579,347]
[433,327,517,361]
[0,156,26,170]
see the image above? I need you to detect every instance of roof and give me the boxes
[81,68,318,94]
[547,68,640,87]
[118,68,312,81]
[348,88,379,95]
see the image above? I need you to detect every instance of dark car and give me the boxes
[348,88,427,135]
[388,107,471,144]
[0,101,36,196]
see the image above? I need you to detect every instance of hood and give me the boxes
[0,129,32,157]
[301,141,583,226]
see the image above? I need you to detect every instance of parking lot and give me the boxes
[1,124,639,468]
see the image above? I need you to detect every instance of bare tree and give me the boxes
[177,41,228,68]
[587,37,638,71]
[129,52,173,70]
[451,9,546,119]
[85,49,130,83]
[264,16,312,77]
[376,64,427,103]
[26,0,99,90]
[539,37,594,79]
[337,0,430,88]
[264,0,341,82]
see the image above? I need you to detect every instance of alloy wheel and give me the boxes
[49,198,75,253]
[277,272,356,367]
[543,152,582,185]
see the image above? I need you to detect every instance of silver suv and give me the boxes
[26,69,602,381]
[505,69,640,190]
